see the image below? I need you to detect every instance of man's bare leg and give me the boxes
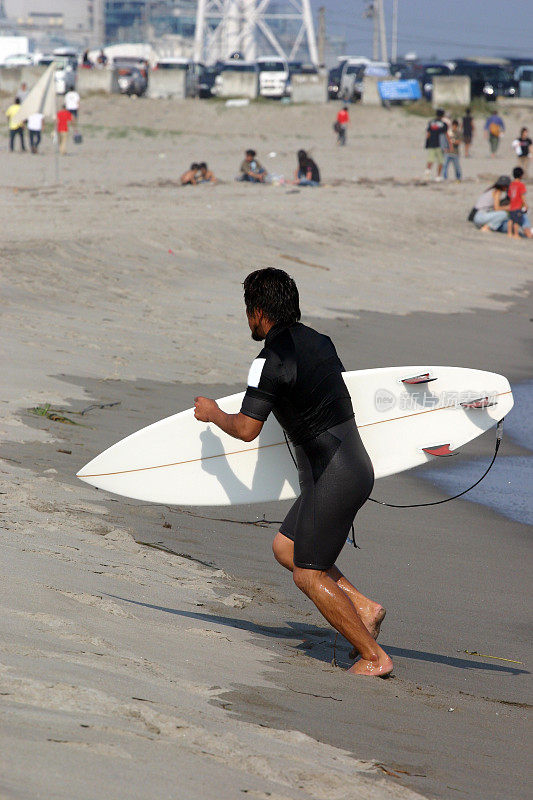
[292,566,393,676]
[272,532,390,673]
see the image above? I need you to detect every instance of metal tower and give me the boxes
[194,0,318,66]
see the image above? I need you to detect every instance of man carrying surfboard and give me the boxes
[194,268,392,677]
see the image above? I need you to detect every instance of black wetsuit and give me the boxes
[240,322,374,570]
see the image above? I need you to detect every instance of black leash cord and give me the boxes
[284,419,504,511]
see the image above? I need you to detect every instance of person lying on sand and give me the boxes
[181,163,200,185]
[194,268,391,678]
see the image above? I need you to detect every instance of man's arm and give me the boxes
[194,397,263,442]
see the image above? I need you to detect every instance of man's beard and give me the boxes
[250,322,264,342]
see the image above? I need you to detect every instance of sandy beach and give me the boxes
[1,96,532,800]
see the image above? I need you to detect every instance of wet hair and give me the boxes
[190,162,200,170]
[245,149,256,157]
[243,268,301,327]
[198,162,207,170]
[513,167,524,179]
[297,149,308,168]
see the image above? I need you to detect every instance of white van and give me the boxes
[256,56,289,98]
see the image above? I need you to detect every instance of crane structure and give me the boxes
[193,0,318,66]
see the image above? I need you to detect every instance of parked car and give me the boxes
[417,63,453,100]
[452,61,517,100]
[257,56,289,98]
[1,53,33,67]
[197,64,219,98]
[514,64,533,97]
[339,57,370,100]
[114,58,148,97]
[327,65,343,99]
[348,61,391,102]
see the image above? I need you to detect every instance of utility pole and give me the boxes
[378,0,387,62]
[372,3,379,61]
[317,6,325,67]
[391,0,398,62]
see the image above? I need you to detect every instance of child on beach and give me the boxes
[443,119,462,181]
[507,167,527,239]
[181,163,200,185]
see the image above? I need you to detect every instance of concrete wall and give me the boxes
[218,71,258,100]
[0,67,23,96]
[362,75,397,105]
[20,65,47,86]
[77,68,116,96]
[432,76,471,108]
[291,73,327,104]
[148,69,186,100]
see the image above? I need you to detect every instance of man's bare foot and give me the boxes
[480,225,491,232]
[349,606,386,659]
[347,654,393,677]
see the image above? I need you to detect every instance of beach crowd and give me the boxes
[5,80,531,239]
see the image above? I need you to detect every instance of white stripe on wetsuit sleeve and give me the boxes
[247,358,266,388]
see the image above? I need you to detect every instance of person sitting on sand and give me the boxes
[197,162,217,184]
[294,150,320,186]
[239,149,267,183]
[181,163,200,185]
[471,175,510,233]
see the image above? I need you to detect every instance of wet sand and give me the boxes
[1,96,532,799]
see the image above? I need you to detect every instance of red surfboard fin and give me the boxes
[402,373,438,385]
[460,397,496,409]
[422,444,456,457]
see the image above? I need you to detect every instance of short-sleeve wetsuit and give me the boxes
[240,322,374,570]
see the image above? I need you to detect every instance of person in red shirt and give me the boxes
[335,106,350,146]
[56,105,73,155]
[508,166,527,239]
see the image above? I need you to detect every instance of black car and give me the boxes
[327,65,342,99]
[452,61,517,100]
[418,63,453,100]
[197,65,219,98]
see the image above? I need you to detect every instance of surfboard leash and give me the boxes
[284,419,505,511]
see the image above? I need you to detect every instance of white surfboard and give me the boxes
[77,366,513,506]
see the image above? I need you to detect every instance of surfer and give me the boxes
[194,268,392,677]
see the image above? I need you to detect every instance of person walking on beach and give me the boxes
[193,268,392,678]
[507,167,527,239]
[443,119,462,181]
[27,111,44,154]
[512,127,531,180]
[484,111,505,157]
[462,108,474,157]
[65,88,80,121]
[335,106,349,146]
[424,108,450,180]
[56,105,73,155]
[6,98,25,152]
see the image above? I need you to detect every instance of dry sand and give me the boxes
[1,96,532,800]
